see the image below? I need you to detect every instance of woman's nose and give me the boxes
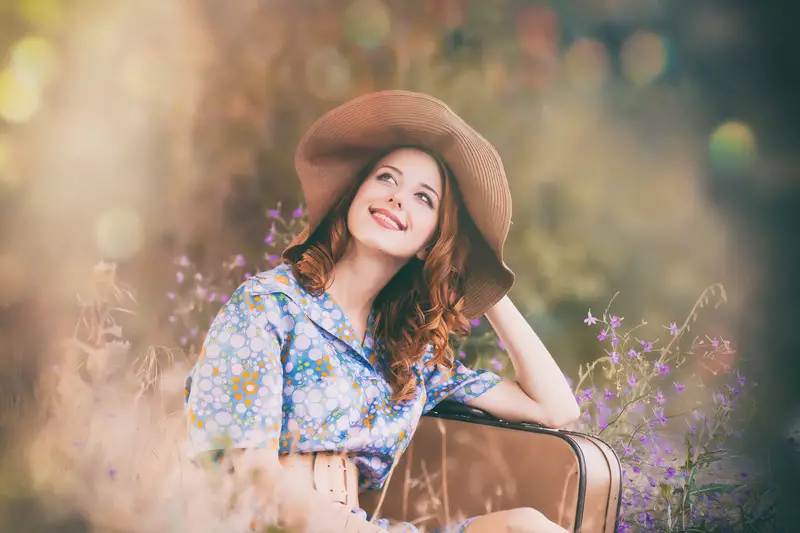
[388,196,402,209]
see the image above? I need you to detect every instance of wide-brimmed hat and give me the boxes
[283,90,514,319]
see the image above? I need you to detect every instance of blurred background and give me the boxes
[0,0,798,531]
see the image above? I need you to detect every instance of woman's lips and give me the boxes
[370,208,406,231]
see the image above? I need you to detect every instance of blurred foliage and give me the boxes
[0,0,739,376]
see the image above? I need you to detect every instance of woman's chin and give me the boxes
[349,236,416,262]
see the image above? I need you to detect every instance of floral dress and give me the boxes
[184,264,503,532]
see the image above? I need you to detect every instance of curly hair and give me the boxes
[283,147,472,402]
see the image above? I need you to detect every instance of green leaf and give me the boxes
[659,482,674,501]
[688,483,738,496]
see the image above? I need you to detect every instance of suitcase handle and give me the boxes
[429,400,547,429]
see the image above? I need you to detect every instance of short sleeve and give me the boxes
[184,283,285,456]
[421,353,503,415]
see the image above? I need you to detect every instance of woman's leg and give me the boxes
[463,507,570,533]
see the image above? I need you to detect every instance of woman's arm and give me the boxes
[467,295,580,428]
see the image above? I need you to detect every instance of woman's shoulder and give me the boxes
[232,263,313,314]
[235,263,303,298]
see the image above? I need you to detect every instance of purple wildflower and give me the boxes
[180,336,187,346]
[497,339,505,351]
[580,389,593,402]
[610,315,622,328]
[234,254,246,267]
[264,233,274,245]
[584,311,598,325]
[666,466,676,479]
[490,357,503,372]
[470,318,481,327]
[609,351,620,364]
[632,465,641,474]
[668,322,680,336]
[220,295,229,304]
[267,207,281,219]
[674,381,686,393]
[597,329,608,341]
[656,456,665,467]
[604,388,615,400]
[176,271,184,284]
[627,349,640,360]
[293,205,304,219]
[654,408,667,425]
[627,375,637,387]
[623,445,634,455]
[457,350,466,359]
[267,254,279,263]
[639,339,654,352]
[711,337,720,348]
[208,292,217,302]
[610,335,619,347]
[654,361,670,375]
[655,389,665,404]
[738,375,746,387]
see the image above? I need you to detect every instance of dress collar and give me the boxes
[249,264,381,370]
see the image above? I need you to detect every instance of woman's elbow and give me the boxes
[544,400,581,428]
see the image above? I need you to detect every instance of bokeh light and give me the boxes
[709,120,758,174]
[343,0,391,50]
[9,35,59,89]
[16,0,65,28]
[621,30,668,86]
[95,208,145,260]
[0,67,41,123]
[305,47,353,100]
[516,4,560,60]
[563,38,610,91]
[426,0,467,30]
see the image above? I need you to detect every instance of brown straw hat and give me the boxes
[283,90,514,319]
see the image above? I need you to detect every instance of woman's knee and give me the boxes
[504,507,567,533]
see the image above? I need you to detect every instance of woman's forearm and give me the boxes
[485,295,579,426]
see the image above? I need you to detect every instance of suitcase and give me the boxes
[360,401,623,533]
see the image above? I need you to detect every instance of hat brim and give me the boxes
[284,90,514,319]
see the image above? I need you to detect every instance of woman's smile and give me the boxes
[369,207,406,231]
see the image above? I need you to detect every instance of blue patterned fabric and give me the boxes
[184,263,501,531]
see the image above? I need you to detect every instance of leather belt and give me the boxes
[279,452,360,509]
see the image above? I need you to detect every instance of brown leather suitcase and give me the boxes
[361,401,622,533]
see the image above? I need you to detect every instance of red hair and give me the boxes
[283,148,471,402]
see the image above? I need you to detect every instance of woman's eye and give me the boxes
[416,192,434,208]
[376,172,396,184]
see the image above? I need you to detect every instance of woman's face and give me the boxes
[347,148,444,261]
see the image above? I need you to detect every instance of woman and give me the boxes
[184,91,579,533]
